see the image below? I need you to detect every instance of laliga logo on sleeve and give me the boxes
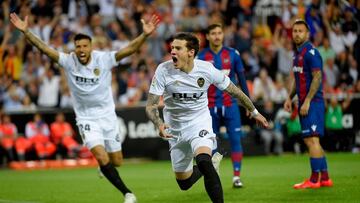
[199,129,209,137]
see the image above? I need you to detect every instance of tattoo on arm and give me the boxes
[23,30,59,62]
[224,82,256,111]
[145,93,164,128]
[305,70,322,101]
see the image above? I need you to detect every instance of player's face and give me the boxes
[170,39,194,69]
[292,24,309,46]
[75,39,92,65]
[206,27,224,47]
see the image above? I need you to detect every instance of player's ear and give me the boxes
[189,49,195,57]
[205,34,210,41]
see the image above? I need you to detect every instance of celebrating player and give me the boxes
[146,32,268,203]
[284,19,333,189]
[10,12,159,203]
[198,24,250,188]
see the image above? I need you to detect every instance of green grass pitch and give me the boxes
[0,153,359,203]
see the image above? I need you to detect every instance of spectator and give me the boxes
[325,95,344,151]
[24,113,56,160]
[0,114,18,162]
[37,68,60,108]
[50,112,87,159]
[253,68,275,102]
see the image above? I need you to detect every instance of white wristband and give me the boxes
[250,109,259,117]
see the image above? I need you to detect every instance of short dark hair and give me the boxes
[74,33,92,43]
[292,19,310,31]
[172,32,199,56]
[206,23,223,34]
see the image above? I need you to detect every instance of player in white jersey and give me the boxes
[146,32,269,203]
[10,12,159,203]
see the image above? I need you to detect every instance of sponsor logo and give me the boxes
[197,77,205,87]
[118,117,158,139]
[224,58,229,63]
[293,66,303,73]
[172,92,204,101]
[199,129,209,137]
[75,76,99,85]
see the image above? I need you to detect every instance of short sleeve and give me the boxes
[105,51,118,69]
[307,48,323,72]
[209,64,230,90]
[149,65,166,95]
[58,52,71,70]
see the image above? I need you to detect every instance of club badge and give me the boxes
[93,68,100,76]
[197,77,205,87]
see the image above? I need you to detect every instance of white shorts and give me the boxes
[76,114,122,152]
[168,118,217,173]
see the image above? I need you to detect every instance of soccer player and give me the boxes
[197,23,250,188]
[284,19,333,189]
[146,32,269,203]
[10,12,159,203]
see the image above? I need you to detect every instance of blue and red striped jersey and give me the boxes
[197,46,249,108]
[292,41,324,103]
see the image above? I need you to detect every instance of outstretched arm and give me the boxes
[9,13,59,62]
[224,82,269,128]
[115,15,160,61]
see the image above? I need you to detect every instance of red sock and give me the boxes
[321,171,329,181]
[310,172,319,183]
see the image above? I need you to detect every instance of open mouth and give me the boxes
[172,56,178,63]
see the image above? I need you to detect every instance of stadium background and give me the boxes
[0,0,360,162]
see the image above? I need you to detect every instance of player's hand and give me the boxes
[284,98,292,112]
[246,109,251,117]
[299,99,310,116]
[158,123,173,139]
[252,113,269,129]
[141,14,160,37]
[10,13,28,32]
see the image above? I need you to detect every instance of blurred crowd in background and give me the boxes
[1,0,360,162]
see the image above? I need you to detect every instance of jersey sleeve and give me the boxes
[306,48,323,72]
[58,52,72,70]
[234,50,250,96]
[107,51,118,69]
[209,63,230,90]
[149,65,166,95]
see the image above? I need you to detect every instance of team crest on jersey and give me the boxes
[197,78,205,87]
[199,129,209,137]
[93,68,100,76]
[224,58,229,63]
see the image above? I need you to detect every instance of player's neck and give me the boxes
[296,40,308,49]
[210,44,223,54]
[79,55,92,66]
[180,58,194,73]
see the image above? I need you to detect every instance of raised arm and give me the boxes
[224,82,269,128]
[10,13,59,62]
[115,15,160,61]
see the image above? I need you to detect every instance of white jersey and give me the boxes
[149,59,230,131]
[58,50,118,119]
